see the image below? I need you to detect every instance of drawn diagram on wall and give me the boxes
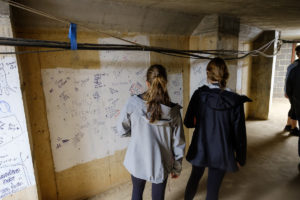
[0,153,33,199]
[0,115,23,147]
[0,62,16,96]
[42,36,184,172]
[0,57,36,200]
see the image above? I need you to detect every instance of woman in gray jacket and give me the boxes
[117,64,186,200]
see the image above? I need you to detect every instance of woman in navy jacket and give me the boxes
[184,57,251,200]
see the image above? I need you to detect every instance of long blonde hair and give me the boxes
[206,57,229,89]
[143,64,170,123]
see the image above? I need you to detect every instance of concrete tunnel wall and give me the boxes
[14,28,191,200]
[4,12,276,200]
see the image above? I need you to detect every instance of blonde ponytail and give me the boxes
[144,65,170,123]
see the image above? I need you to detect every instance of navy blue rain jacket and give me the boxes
[285,64,300,157]
[286,63,300,119]
[184,85,251,172]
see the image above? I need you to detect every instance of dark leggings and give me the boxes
[288,107,297,120]
[131,175,168,200]
[298,120,300,156]
[184,166,226,200]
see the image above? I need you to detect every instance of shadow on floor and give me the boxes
[220,129,300,200]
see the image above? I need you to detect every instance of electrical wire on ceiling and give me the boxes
[0,0,296,59]
[0,36,281,60]
[280,39,300,44]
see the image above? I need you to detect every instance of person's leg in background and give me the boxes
[298,120,300,172]
[285,100,299,135]
[152,177,168,200]
[284,115,292,132]
[289,118,298,135]
[206,168,226,200]
[184,166,205,200]
[298,120,300,157]
[285,108,297,131]
[284,102,294,131]
[289,106,299,136]
[131,175,146,200]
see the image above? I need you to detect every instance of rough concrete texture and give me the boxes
[89,98,300,200]
[248,31,276,120]
[237,41,252,118]
[17,48,59,200]
[0,16,15,58]
[15,28,191,200]
[9,0,300,38]
[190,15,239,92]
[12,0,203,35]
[216,15,240,92]
[0,2,9,16]
[16,29,122,200]
[239,24,262,42]
[15,29,102,200]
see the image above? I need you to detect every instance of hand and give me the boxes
[171,172,179,179]
[237,162,241,168]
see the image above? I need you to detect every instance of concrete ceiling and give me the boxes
[11,0,300,39]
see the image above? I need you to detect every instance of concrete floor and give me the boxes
[89,98,300,200]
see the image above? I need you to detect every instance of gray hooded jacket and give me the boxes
[117,95,186,183]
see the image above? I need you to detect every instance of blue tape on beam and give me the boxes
[68,23,77,50]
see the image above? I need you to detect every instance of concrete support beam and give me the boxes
[218,15,240,91]
[248,31,277,119]
[190,14,240,93]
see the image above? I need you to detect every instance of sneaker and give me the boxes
[284,125,292,132]
[290,127,299,136]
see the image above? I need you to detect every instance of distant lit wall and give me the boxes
[273,43,293,98]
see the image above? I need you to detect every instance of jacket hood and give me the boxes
[199,86,252,110]
[132,95,182,125]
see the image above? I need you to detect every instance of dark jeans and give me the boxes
[184,166,226,200]
[288,100,297,120]
[298,120,300,156]
[131,175,168,200]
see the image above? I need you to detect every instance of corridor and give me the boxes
[90,98,300,200]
